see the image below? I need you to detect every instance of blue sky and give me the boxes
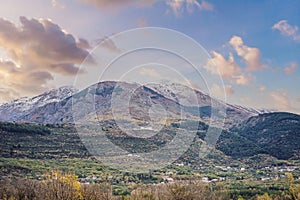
[0,0,299,113]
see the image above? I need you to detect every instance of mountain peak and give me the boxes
[0,81,266,126]
[0,86,77,121]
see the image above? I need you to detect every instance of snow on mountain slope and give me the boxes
[0,81,271,127]
[0,86,77,121]
[147,82,261,125]
[148,82,211,107]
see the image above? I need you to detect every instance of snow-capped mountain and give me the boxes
[0,86,77,121]
[147,82,262,125]
[0,81,270,127]
[148,82,273,115]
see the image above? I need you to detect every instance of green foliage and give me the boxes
[216,130,266,158]
[1,119,300,199]
[232,112,300,160]
[0,122,51,135]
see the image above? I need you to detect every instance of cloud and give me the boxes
[80,0,213,16]
[0,17,94,101]
[284,62,297,75]
[270,90,291,110]
[51,0,65,8]
[139,68,161,78]
[234,74,252,85]
[0,60,19,74]
[0,17,95,73]
[205,51,252,85]
[259,85,266,92]
[210,84,234,99]
[49,63,85,75]
[166,0,213,16]
[205,51,241,79]
[81,0,156,9]
[0,60,54,95]
[205,35,262,86]
[97,36,122,53]
[229,35,261,71]
[272,20,300,42]
[0,87,20,102]
[77,38,92,49]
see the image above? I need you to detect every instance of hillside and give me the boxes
[1,117,300,177]
[231,112,300,160]
[1,119,300,199]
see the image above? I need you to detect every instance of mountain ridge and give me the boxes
[0,81,270,127]
[0,86,77,122]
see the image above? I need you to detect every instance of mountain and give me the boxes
[0,81,259,127]
[0,86,77,122]
[1,90,300,179]
[5,83,298,161]
[229,112,300,160]
[148,82,261,125]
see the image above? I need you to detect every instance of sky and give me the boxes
[0,0,299,114]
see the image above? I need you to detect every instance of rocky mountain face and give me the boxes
[0,81,262,127]
[0,86,77,122]
[148,82,262,125]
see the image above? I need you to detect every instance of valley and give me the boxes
[0,82,300,199]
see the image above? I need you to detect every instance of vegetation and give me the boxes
[1,115,300,199]
[0,171,300,199]
[0,122,51,135]
[231,112,300,160]
[0,171,112,200]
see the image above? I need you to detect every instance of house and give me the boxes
[201,177,209,183]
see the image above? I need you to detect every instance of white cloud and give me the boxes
[205,51,252,85]
[166,0,213,16]
[234,74,251,86]
[272,20,300,42]
[80,0,213,16]
[270,90,291,110]
[205,35,261,86]
[229,35,261,71]
[284,62,297,75]
[205,51,241,79]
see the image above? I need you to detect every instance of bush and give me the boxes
[0,122,51,135]
[130,181,229,200]
[0,171,112,200]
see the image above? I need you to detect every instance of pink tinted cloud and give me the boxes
[284,62,297,75]
[272,20,300,42]
[229,36,261,72]
[0,17,94,101]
